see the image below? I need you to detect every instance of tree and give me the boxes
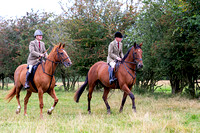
[57,0,138,90]
[125,0,200,97]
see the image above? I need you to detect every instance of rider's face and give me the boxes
[36,35,43,41]
[115,37,123,42]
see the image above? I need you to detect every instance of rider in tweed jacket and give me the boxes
[24,29,48,89]
[107,32,124,84]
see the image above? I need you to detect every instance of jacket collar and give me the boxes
[114,39,121,49]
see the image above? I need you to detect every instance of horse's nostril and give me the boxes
[138,64,143,68]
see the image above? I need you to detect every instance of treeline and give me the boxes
[0,0,199,97]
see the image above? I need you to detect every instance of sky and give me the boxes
[0,0,68,19]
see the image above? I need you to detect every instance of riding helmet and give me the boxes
[114,32,123,38]
[34,29,43,37]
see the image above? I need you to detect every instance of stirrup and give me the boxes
[24,83,30,89]
[109,78,116,85]
[109,79,114,85]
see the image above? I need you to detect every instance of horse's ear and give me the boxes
[62,44,65,48]
[139,42,143,47]
[134,42,137,48]
[58,43,62,49]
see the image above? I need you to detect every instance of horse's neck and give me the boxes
[44,56,58,76]
[124,49,136,69]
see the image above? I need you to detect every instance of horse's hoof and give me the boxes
[40,114,43,119]
[24,114,28,117]
[107,109,111,115]
[88,110,91,114]
[119,108,123,113]
[16,108,21,114]
[133,108,137,113]
[47,109,52,115]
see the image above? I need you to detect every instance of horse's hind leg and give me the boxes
[119,92,128,113]
[102,88,111,114]
[87,84,95,114]
[24,90,32,116]
[47,88,58,115]
[16,85,23,114]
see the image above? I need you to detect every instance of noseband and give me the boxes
[122,47,142,80]
[56,48,70,64]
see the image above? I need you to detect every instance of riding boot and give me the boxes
[109,67,117,85]
[24,72,31,89]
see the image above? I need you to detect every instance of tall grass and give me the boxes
[0,89,199,133]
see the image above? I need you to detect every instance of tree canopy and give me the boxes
[0,0,199,97]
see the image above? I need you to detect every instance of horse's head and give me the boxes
[133,42,143,69]
[51,43,72,67]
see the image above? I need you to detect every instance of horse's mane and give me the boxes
[49,45,59,55]
[122,46,133,62]
[122,44,141,62]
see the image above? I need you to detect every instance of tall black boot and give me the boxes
[24,71,31,89]
[109,67,117,85]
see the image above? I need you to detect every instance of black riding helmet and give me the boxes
[114,32,123,38]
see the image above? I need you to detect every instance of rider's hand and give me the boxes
[116,57,122,61]
[40,54,44,57]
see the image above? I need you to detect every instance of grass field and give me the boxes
[0,87,200,133]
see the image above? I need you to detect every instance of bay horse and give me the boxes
[5,43,72,118]
[74,42,143,114]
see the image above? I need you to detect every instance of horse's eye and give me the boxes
[60,53,64,55]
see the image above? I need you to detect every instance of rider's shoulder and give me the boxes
[109,40,115,45]
[30,40,37,44]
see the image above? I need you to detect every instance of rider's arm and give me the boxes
[108,42,118,60]
[29,41,41,57]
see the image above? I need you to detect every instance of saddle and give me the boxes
[27,62,41,91]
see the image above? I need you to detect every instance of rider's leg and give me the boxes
[109,62,117,84]
[25,65,33,89]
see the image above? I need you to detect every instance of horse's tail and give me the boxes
[74,74,88,103]
[5,86,16,102]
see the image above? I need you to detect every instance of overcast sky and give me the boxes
[0,0,68,19]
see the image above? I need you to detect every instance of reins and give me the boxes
[40,48,70,91]
[122,62,136,80]
[119,47,142,80]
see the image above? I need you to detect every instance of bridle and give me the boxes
[121,46,142,80]
[41,48,70,77]
[40,48,71,90]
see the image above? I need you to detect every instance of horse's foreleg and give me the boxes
[129,92,136,113]
[121,84,136,113]
[47,89,58,115]
[119,92,128,113]
[102,88,111,114]
[38,89,44,119]
[24,90,32,116]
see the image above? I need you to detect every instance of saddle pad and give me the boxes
[27,63,40,91]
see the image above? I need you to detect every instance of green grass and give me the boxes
[0,88,200,133]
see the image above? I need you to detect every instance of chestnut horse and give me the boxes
[5,43,72,118]
[74,42,143,114]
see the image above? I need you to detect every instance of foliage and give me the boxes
[61,0,137,77]
[125,0,200,97]
[0,0,199,96]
